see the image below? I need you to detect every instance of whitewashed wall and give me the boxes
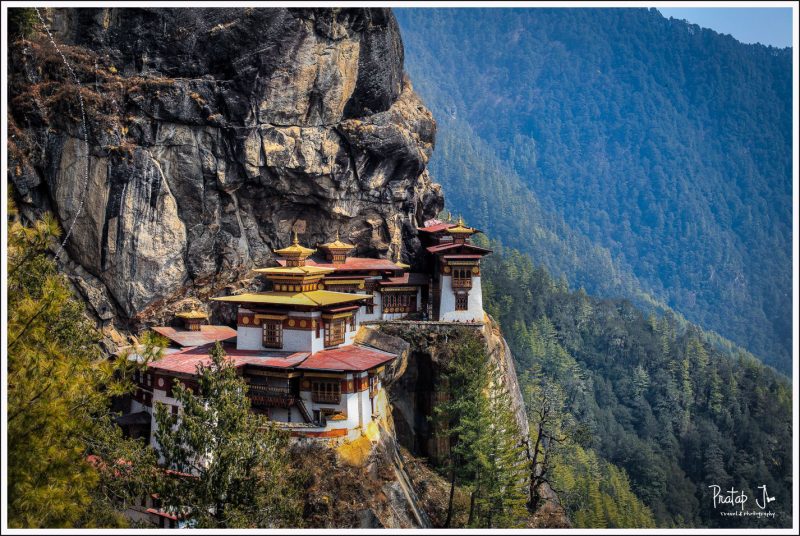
[439,275,484,322]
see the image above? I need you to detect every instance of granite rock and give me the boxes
[8,7,443,326]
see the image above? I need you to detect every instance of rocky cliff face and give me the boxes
[8,7,443,329]
[357,319,569,528]
[9,8,566,527]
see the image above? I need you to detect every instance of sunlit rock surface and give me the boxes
[8,7,443,324]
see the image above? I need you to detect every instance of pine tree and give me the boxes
[473,362,528,528]
[153,342,302,528]
[432,329,492,527]
[8,204,157,528]
[522,373,568,513]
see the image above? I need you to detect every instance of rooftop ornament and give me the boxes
[274,231,316,267]
[446,216,476,236]
[175,309,208,320]
[319,230,355,264]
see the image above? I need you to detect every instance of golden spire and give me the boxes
[319,230,355,250]
[319,229,355,264]
[274,231,316,266]
[447,215,475,235]
[176,309,208,319]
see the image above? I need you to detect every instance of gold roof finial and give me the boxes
[274,231,316,260]
[176,309,208,320]
[319,230,355,252]
[447,215,475,236]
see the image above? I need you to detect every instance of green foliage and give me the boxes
[8,8,39,39]
[433,330,528,528]
[480,242,792,528]
[398,8,792,374]
[153,342,303,528]
[473,363,529,528]
[554,443,656,528]
[7,204,157,528]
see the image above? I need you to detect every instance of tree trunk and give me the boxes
[467,489,477,526]
[445,463,456,528]
[528,423,544,511]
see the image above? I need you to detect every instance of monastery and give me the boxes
[124,217,491,447]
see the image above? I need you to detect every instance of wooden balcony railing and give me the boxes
[248,384,291,397]
[248,384,294,408]
[452,277,472,289]
[312,392,341,404]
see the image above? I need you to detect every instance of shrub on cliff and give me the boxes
[153,342,303,528]
[7,202,157,527]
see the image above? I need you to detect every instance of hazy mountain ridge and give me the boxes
[397,7,792,373]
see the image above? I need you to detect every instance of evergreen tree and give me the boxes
[7,204,157,528]
[480,241,791,527]
[473,362,528,528]
[432,330,492,527]
[153,342,302,528]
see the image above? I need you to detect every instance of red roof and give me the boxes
[426,242,492,255]
[151,325,237,348]
[379,272,430,286]
[297,345,396,372]
[418,222,455,233]
[148,343,396,375]
[324,275,368,281]
[277,257,402,272]
[442,254,484,260]
[149,344,309,375]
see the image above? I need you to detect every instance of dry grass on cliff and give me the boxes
[398,446,469,527]
[290,443,403,528]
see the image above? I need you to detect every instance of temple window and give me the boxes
[312,381,341,404]
[452,267,473,288]
[324,318,346,347]
[368,374,379,398]
[455,292,469,311]
[262,320,283,348]
[382,292,417,313]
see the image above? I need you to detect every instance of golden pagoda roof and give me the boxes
[211,290,367,307]
[253,265,335,276]
[274,231,316,258]
[319,230,355,251]
[446,216,476,235]
[175,310,208,319]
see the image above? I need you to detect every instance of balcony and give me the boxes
[311,392,341,404]
[248,384,294,408]
[452,277,472,289]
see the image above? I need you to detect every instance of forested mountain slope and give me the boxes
[479,237,793,528]
[396,8,793,374]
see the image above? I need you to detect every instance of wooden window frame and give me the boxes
[324,318,346,347]
[455,292,469,311]
[262,320,283,349]
[311,380,341,404]
[452,266,473,289]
